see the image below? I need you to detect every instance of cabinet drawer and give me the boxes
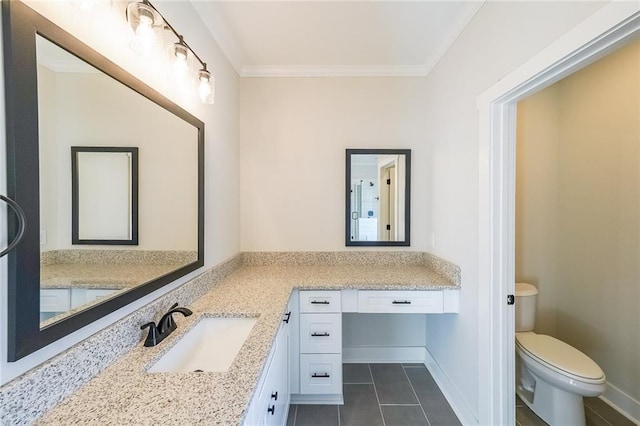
[300,354,342,394]
[300,313,342,354]
[71,288,118,309]
[299,291,341,313]
[357,290,444,313]
[40,289,71,312]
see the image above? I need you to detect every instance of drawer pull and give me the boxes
[311,332,330,337]
[283,312,291,323]
[271,391,278,400]
[392,300,412,305]
[310,300,330,305]
[312,373,330,378]
[268,405,275,415]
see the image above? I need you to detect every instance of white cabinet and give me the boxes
[356,290,459,313]
[299,353,342,394]
[299,313,342,354]
[40,289,71,312]
[357,290,444,313]
[249,288,459,415]
[298,291,343,398]
[245,309,291,426]
[40,287,118,321]
[70,288,118,309]
[299,290,341,313]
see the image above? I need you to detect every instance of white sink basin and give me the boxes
[148,317,257,373]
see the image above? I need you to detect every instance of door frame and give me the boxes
[477,3,640,425]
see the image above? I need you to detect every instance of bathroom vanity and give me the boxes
[35,259,460,425]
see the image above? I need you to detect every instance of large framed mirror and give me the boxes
[3,1,204,361]
[345,149,411,246]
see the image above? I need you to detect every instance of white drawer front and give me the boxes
[40,289,71,312]
[300,354,342,394]
[357,290,444,313]
[299,291,341,313]
[71,288,118,309]
[300,313,342,354]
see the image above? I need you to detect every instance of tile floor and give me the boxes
[516,395,636,426]
[286,363,461,426]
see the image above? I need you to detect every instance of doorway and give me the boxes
[379,163,396,241]
[514,36,640,424]
[478,5,640,425]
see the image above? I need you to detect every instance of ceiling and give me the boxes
[191,1,484,77]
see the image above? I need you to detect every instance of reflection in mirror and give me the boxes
[36,35,198,327]
[346,149,411,246]
[72,147,138,245]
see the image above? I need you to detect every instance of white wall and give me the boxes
[0,0,239,384]
[38,67,198,251]
[415,1,606,422]
[239,77,429,251]
[517,38,640,412]
[240,1,606,421]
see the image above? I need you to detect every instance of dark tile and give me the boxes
[381,405,429,426]
[339,384,384,426]
[402,363,425,367]
[370,364,418,404]
[294,405,339,426]
[516,395,525,408]
[286,404,296,426]
[516,406,548,426]
[585,406,612,426]
[584,397,635,426]
[343,364,373,384]
[404,366,461,425]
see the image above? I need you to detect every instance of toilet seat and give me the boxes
[516,333,605,384]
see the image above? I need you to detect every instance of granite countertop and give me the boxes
[40,262,189,289]
[37,264,459,425]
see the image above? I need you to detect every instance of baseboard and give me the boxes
[342,346,427,363]
[601,381,640,425]
[290,394,344,405]
[424,348,478,425]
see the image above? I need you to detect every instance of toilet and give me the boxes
[515,282,606,426]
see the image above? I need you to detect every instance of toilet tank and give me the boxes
[515,282,538,332]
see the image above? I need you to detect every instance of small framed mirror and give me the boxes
[71,147,139,245]
[346,149,411,246]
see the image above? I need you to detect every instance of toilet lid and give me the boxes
[516,333,605,381]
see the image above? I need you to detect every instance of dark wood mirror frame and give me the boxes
[345,148,411,247]
[3,1,205,361]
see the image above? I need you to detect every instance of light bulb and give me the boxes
[133,15,156,55]
[173,39,190,83]
[197,68,214,104]
[127,2,161,57]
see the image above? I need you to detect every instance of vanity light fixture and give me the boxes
[126,0,215,104]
